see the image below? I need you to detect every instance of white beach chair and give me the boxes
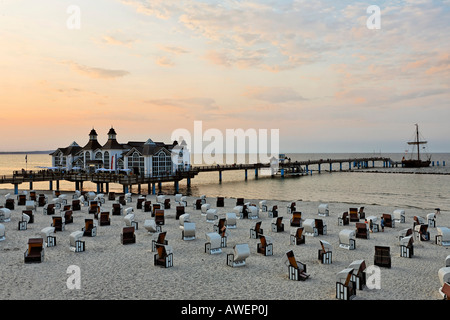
[427,212,436,228]
[227,243,250,267]
[438,267,450,298]
[0,223,5,241]
[206,209,218,223]
[436,227,450,247]
[72,190,81,199]
[393,209,405,224]
[175,194,182,203]
[233,205,243,217]
[201,203,211,215]
[94,194,105,204]
[181,222,196,241]
[398,228,413,243]
[19,213,30,231]
[336,268,356,300]
[124,213,137,229]
[303,219,317,237]
[205,232,223,254]
[179,196,187,207]
[144,219,161,233]
[339,229,356,250]
[125,193,132,203]
[319,240,333,264]
[41,226,56,247]
[25,200,37,211]
[367,216,379,232]
[179,213,190,227]
[0,208,11,222]
[154,244,173,268]
[318,203,329,217]
[348,260,367,290]
[247,205,259,219]
[400,235,414,258]
[445,255,450,267]
[226,212,237,229]
[69,230,85,252]
[259,200,267,213]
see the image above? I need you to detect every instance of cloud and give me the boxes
[101,35,137,48]
[156,56,175,67]
[62,61,130,79]
[242,86,307,103]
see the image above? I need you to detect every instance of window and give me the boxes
[128,151,144,174]
[152,151,172,176]
[104,151,110,169]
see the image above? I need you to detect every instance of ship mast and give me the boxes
[407,124,427,161]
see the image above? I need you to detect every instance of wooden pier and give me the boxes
[0,157,396,195]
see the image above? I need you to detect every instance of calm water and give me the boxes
[1,153,449,211]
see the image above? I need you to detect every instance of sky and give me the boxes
[0,0,449,154]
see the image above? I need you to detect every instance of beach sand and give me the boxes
[0,188,448,301]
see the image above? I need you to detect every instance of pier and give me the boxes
[0,157,396,195]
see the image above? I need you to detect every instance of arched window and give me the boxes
[104,151,110,169]
[85,151,91,161]
[95,152,102,160]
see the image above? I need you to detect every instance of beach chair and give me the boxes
[43,203,55,215]
[259,200,267,213]
[315,219,327,235]
[435,227,450,247]
[154,244,173,268]
[193,199,202,210]
[82,219,97,237]
[302,218,320,237]
[393,209,405,224]
[136,196,146,210]
[382,213,395,228]
[268,205,278,218]
[414,224,430,241]
[250,221,264,239]
[22,209,34,223]
[355,222,370,239]
[427,212,436,228]
[144,219,161,234]
[108,192,115,201]
[124,213,138,229]
[18,212,30,230]
[71,199,81,211]
[336,268,356,300]
[5,198,15,210]
[51,216,65,232]
[247,205,259,220]
[287,202,296,214]
[213,217,226,233]
[205,232,223,254]
[206,209,218,223]
[151,231,168,252]
[226,212,237,229]
[181,222,196,240]
[178,196,187,207]
[271,217,284,233]
[318,203,329,217]
[318,240,332,264]
[227,243,250,267]
[24,238,44,263]
[290,212,303,227]
[176,206,185,220]
[441,282,450,300]
[236,198,244,206]
[348,260,367,290]
[257,235,273,256]
[200,203,211,216]
[338,212,350,226]
[88,201,100,215]
[121,226,136,245]
[400,235,414,258]
[374,246,391,268]
[29,190,37,201]
[339,229,356,250]
[216,197,225,207]
[398,228,412,243]
[155,209,165,226]
[366,216,379,232]
[118,195,126,206]
[286,250,309,281]
[38,195,47,207]
[41,227,56,247]
[438,267,450,299]
[69,231,85,252]
[174,193,182,203]
[349,208,359,222]
[358,207,365,220]
[142,200,152,212]
[290,227,305,245]
[0,208,11,222]
[63,210,73,224]
[25,200,36,212]
[112,203,123,216]
[164,198,171,210]
[99,212,111,226]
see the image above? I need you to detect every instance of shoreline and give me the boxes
[1,188,449,300]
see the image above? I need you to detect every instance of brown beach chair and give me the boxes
[268,205,278,218]
[143,200,152,212]
[136,197,145,210]
[88,201,100,214]
[216,197,224,207]
[38,195,46,207]
[152,204,161,217]
[349,208,359,222]
[64,210,73,224]
[338,212,350,226]
[374,246,391,268]
[382,213,394,228]
[24,238,44,263]
[72,199,81,211]
[99,212,110,226]
[164,198,170,209]
[155,209,165,225]
[154,244,173,268]
[250,221,264,239]
[214,218,226,234]
[44,203,55,215]
[82,219,97,237]
[108,192,115,201]
[442,282,450,300]
[121,226,136,245]
[29,191,36,201]
[318,240,333,264]
[286,250,309,281]
[119,195,126,206]
[194,199,202,210]
[112,203,122,216]
[5,198,15,210]
[290,227,305,245]
[336,269,356,300]
[290,212,302,227]
[176,206,185,220]
[151,231,168,251]
[236,198,244,206]
[271,217,284,232]
[22,210,34,223]
[288,202,296,214]
[355,222,369,239]
[51,216,65,232]
[315,219,326,235]
[257,235,273,256]
[18,194,26,206]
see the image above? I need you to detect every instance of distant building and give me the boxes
[50,127,190,176]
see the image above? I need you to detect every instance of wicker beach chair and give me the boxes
[43,203,55,215]
[99,212,111,226]
[154,244,173,268]
[121,226,136,245]
[286,250,309,281]
[112,203,123,216]
[336,268,356,300]
[64,210,73,224]
[355,222,369,239]
[400,235,414,258]
[349,208,359,222]
[250,221,264,239]
[290,211,303,227]
[338,212,350,226]
[348,260,367,290]
[51,216,65,232]
[290,227,305,245]
[82,219,97,237]
[256,235,273,256]
[271,217,284,233]
[151,231,168,252]
[155,209,165,226]
[318,240,332,264]
[339,229,356,250]
[374,246,391,268]
[24,238,44,263]
[382,213,395,228]
[176,206,185,220]
[227,243,250,267]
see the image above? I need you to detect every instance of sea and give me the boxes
[1,152,449,211]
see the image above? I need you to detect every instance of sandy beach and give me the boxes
[1,188,448,301]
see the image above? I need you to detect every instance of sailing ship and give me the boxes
[402,124,431,168]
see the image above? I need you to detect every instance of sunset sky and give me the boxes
[0,0,449,153]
